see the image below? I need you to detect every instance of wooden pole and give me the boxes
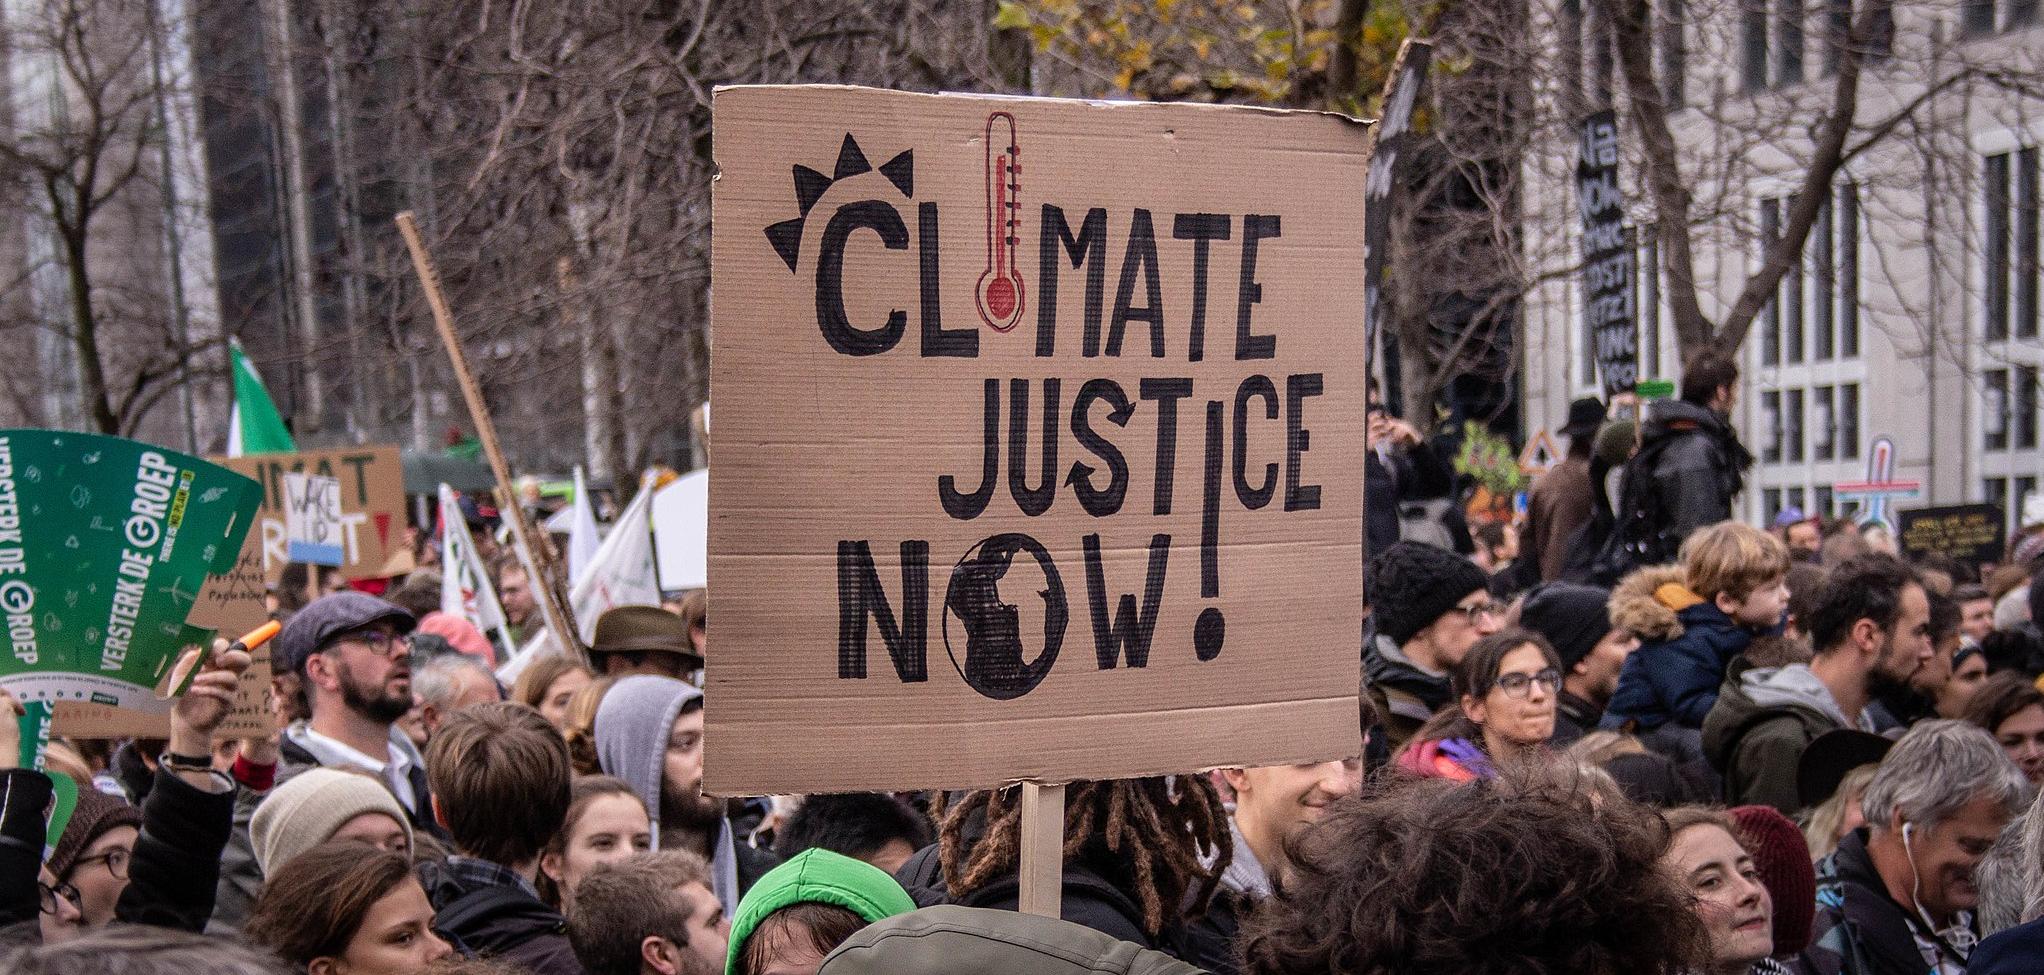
[395,211,583,664]
[1017,781,1066,919]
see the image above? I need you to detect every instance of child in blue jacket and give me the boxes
[1600,522,1789,758]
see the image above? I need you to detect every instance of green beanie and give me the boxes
[725,848,916,975]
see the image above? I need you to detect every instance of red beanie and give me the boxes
[1729,805,1816,956]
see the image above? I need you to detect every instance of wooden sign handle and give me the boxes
[395,211,584,665]
[1017,781,1066,919]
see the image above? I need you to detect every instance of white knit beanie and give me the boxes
[250,767,414,876]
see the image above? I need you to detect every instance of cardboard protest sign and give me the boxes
[0,430,259,710]
[219,446,406,582]
[283,472,346,566]
[708,86,1367,794]
[1898,503,2005,567]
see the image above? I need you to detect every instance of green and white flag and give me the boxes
[227,338,296,457]
[0,430,260,709]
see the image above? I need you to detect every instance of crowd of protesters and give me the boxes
[7,349,2044,975]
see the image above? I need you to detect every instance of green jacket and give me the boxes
[819,905,1207,975]
[726,848,915,974]
[1701,659,1850,815]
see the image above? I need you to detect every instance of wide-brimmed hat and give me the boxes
[1560,397,1608,439]
[589,605,700,664]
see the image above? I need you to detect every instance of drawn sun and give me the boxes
[764,134,914,273]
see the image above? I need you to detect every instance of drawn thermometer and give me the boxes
[976,112,1026,331]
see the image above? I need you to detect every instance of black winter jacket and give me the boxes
[1616,400,1753,567]
[1,766,233,939]
[421,860,583,975]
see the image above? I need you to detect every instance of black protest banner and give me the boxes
[1576,110,1636,399]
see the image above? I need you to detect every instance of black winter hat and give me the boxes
[1367,542,1490,646]
[1518,582,1614,671]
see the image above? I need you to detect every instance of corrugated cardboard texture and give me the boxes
[220,446,406,583]
[708,86,1367,794]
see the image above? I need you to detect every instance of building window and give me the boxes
[1590,0,1617,109]
[1964,0,1998,34]
[1742,0,1770,92]
[1561,0,1584,115]
[1659,0,1687,108]
[1815,484,1835,516]
[2020,477,2041,530]
[1823,0,1850,75]
[1787,486,1807,517]
[1814,385,1836,460]
[1786,388,1806,462]
[1784,200,1805,364]
[2020,365,2040,450]
[1814,197,1835,360]
[1775,0,1803,84]
[1761,198,1781,365]
[1840,383,1860,458]
[1764,487,1783,521]
[2015,0,2042,28]
[1988,153,2011,341]
[1986,368,2011,451]
[1840,182,1860,356]
[1762,389,1783,463]
[2019,148,2039,339]
[1986,478,2009,523]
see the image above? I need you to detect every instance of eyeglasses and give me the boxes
[331,628,410,657]
[38,880,80,916]
[1449,600,1505,623]
[71,848,130,880]
[1493,669,1562,700]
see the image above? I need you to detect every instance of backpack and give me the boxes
[1589,434,1687,585]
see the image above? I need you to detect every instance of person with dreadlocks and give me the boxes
[894,774,1239,973]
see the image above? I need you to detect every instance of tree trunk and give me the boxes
[60,224,119,434]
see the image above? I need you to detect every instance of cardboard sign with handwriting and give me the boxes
[220,446,406,582]
[707,86,1367,794]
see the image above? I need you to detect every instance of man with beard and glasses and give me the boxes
[212,592,441,933]
[593,675,779,917]
[1705,555,1935,815]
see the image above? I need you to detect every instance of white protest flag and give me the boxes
[437,483,515,663]
[565,466,602,585]
[497,470,661,681]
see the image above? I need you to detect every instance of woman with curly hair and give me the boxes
[893,775,1234,971]
[1398,629,1563,780]
[1240,771,1708,975]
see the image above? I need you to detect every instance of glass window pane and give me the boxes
[1776,0,1803,83]
[1986,369,2010,451]
[1814,198,1834,359]
[2019,366,2039,450]
[1815,484,1834,516]
[1841,384,1860,458]
[1762,199,1781,365]
[1763,390,1783,463]
[1787,389,1805,462]
[1743,0,1770,91]
[1814,385,1835,460]
[1840,182,1860,357]
[1988,154,2011,342]
[1764,488,1783,522]
[2018,148,2039,338]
